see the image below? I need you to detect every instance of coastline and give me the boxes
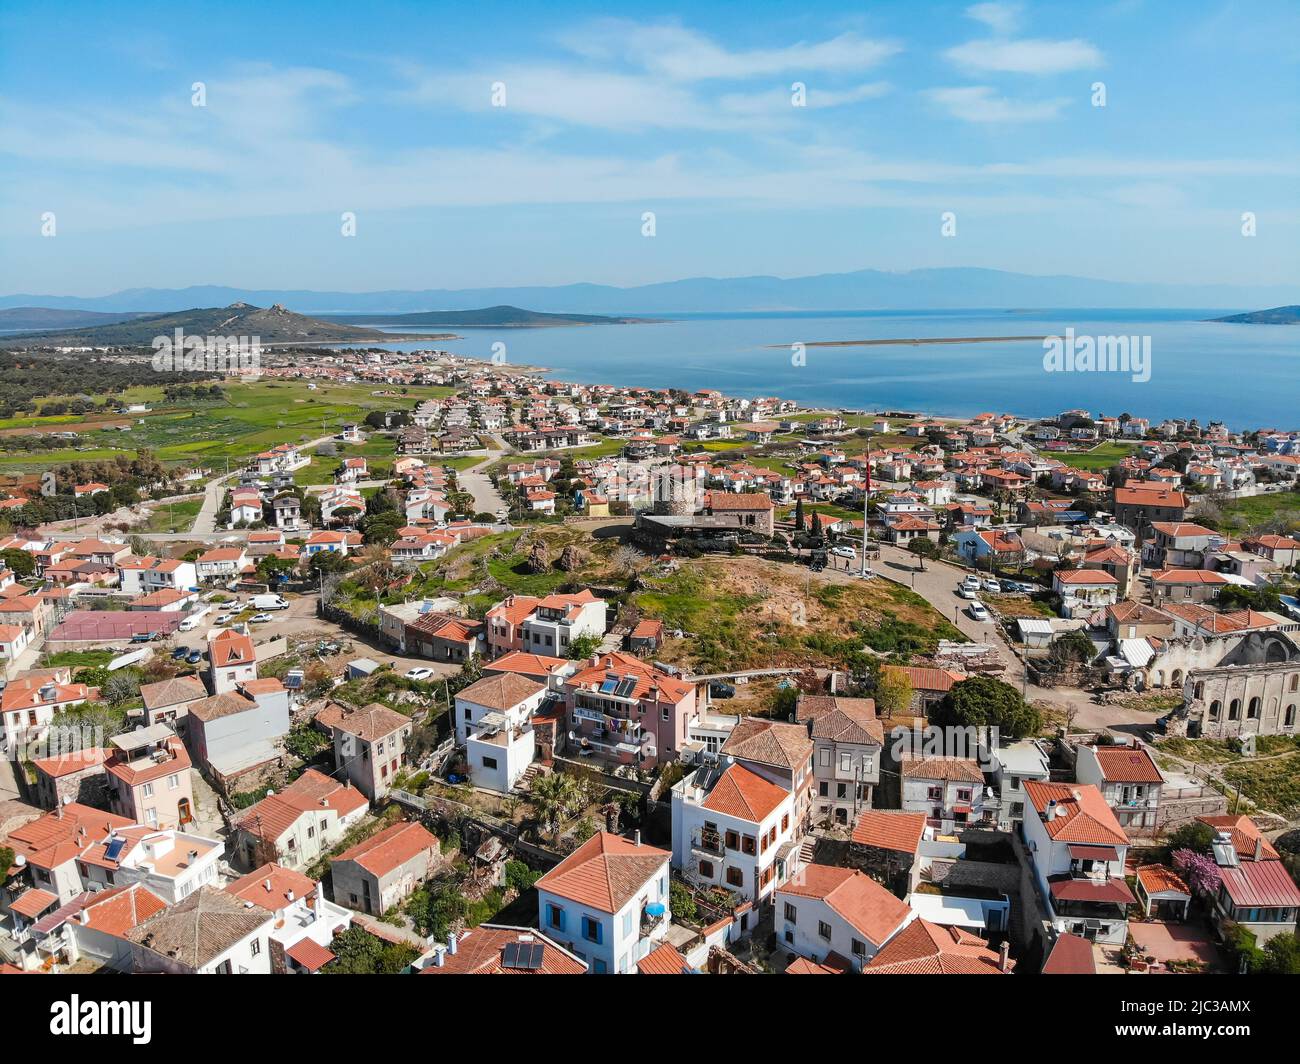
[763,334,1050,349]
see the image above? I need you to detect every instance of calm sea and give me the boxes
[344,309,1299,430]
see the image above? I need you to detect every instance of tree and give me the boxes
[669,879,697,924]
[566,633,603,661]
[932,675,1041,739]
[907,537,937,570]
[529,771,581,841]
[1,548,35,578]
[1172,847,1222,898]
[309,550,351,575]
[102,672,140,706]
[793,498,805,532]
[875,669,913,719]
[322,925,418,974]
[1260,932,1300,975]
[1163,821,1215,861]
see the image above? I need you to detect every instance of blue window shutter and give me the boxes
[594,920,603,944]
[558,907,566,932]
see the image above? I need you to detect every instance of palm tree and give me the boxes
[530,771,579,842]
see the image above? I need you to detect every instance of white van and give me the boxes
[178,607,211,632]
[251,594,290,611]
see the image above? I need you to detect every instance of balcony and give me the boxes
[690,829,725,858]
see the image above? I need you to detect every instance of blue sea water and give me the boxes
[345,308,1299,430]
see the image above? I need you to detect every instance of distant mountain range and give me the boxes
[0,307,152,331]
[319,305,649,327]
[0,302,456,348]
[1209,305,1300,324]
[2,268,1295,315]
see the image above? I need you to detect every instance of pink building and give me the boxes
[103,725,194,830]
[563,652,698,769]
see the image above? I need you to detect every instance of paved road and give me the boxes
[192,433,339,534]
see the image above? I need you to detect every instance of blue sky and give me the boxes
[1,0,1297,296]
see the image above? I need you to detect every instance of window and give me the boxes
[783,902,797,924]
[956,789,972,803]
[820,748,830,766]
[1286,704,1296,727]
[1229,699,1241,721]
[927,785,941,801]
[836,783,847,800]
[725,829,739,850]
[250,938,261,957]
[307,825,315,838]
[725,866,744,888]
[698,860,714,879]
[742,835,757,856]
[818,781,829,797]
[1210,700,1222,720]
[851,938,866,957]
[622,911,634,938]
[142,782,154,798]
[482,755,498,770]
[581,916,602,943]
[839,752,851,772]
[818,920,832,941]
[593,958,607,974]
[546,904,565,931]
[781,813,789,832]
[168,774,179,790]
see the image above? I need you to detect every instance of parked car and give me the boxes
[129,632,155,644]
[215,613,234,625]
[830,546,856,559]
[186,650,204,665]
[968,602,990,622]
[982,578,1001,594]
[171,646,189,660]
[249,612,274,623]
[958,584,977,600]
[405,667,434,681]
[709,680,736,699]
[961,575,980,589]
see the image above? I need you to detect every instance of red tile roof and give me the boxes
[699,762,789,824]
[421,925,586,975]
[1023,781,1128,846]
[1041,932,1096,975]
[285,938,337,972]
[851,811,927,854]
[778,864,911,946]
[1091,744,1163,784]
[226,863,318,911]
[636,942,689,974]
[535,831,668,914]
[865,918,1011,975]
[332,821,438,878]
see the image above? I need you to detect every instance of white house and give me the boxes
[536,831,671,975]
[454,672,549,792]
[127,885,275,974]
[776,863,914,971]
[670,759,802,904]
[519,591,609,657]
[900,757,988,830]
[1022,781,1134,946]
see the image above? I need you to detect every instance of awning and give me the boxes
[644,902,666,918]
[10,888,58,920]
[1068,845,1119,861]
[1049,878,1135,905]
[952,806,972,815]
[285,939,336,972]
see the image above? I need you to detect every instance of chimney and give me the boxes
[263,879,273,892]
[998,940,1011,973]
[590,653,600,668]
[447,932,458,956]
[1254,835,1263,862]
[433,948,445,967]
[634,830,641,847]
[1045,800,1057,821]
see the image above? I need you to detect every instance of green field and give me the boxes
[1059,441,1139,471]
[0,379,456,472]
[1214,491,1300,533]
[139,497,204,532]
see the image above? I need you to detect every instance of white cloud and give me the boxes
[945,37,1103,73]
[965,3,1022,34]
[557,20,900,81]
[927,86,1069,123]
[718,81,891,116]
